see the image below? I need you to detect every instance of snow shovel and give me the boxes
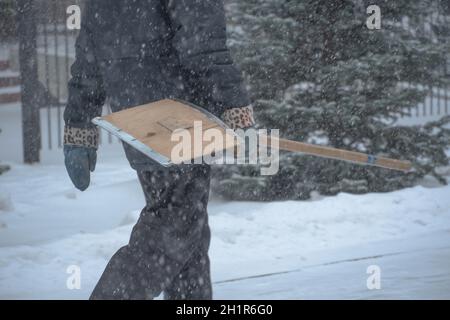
[92,99,412,172]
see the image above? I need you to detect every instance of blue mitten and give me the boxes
[64,145,97,191]
[63,126,99,191]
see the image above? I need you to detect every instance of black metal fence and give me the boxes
[36,0,80,150]
[401,6,450,119]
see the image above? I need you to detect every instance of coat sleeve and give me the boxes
[64,3,106,128]
[165,0,250,116]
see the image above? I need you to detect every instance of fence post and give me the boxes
[17,0,41,163]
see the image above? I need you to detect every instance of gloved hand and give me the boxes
[221,105,257,161]
[64,145,97,191]
[63,126,99,191]
[221,105,256,130]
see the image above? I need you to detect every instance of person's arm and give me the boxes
[63,2,106,147]
[165,0,254,128]
[63,3,105,191]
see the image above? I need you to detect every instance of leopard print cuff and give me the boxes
[221,105,256,130]
[64,126,99,149]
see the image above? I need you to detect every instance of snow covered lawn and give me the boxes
[0,156,449,299]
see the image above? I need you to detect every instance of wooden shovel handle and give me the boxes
[259,135,412,172]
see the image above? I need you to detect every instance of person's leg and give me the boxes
[90,165,212,300]
[163,240,212,300]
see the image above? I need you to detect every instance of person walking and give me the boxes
[63,0,255,300]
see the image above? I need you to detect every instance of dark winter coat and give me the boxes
[64,0,250,170]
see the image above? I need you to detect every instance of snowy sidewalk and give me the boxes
[0,160,449,299]
[215,231,450,299]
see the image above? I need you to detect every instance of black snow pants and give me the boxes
[90,165,212,300]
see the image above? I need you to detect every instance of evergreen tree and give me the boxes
[213,0,450,200]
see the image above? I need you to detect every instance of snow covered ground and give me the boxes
[0,155,449,299]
